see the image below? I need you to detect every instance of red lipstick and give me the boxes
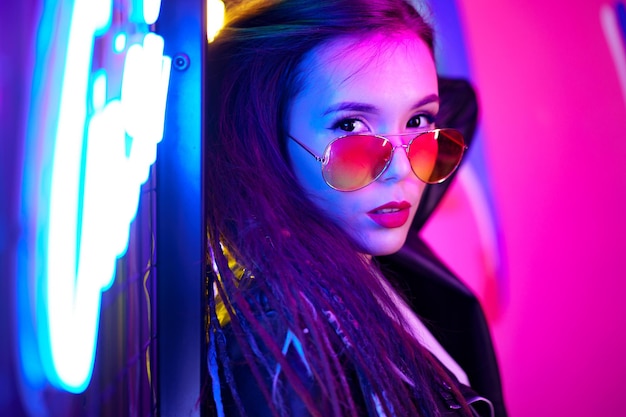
[367,201,411,228]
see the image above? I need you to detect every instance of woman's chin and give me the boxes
[359,231,410,257]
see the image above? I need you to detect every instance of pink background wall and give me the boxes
[424,1,626,415]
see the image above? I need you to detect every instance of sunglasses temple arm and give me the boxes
[288,135,325,162]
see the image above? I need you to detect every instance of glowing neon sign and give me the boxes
[19,0,171,393]
[206,0,226,43]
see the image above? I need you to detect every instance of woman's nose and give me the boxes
[379,144,413,184]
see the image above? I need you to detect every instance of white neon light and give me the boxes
[93,71,107,109]
[143,0,162,25]
[114,32,127,53]
[206,0,225,43]
[46,0,113,391]
[122,33,172,185]
[43,0,170,393]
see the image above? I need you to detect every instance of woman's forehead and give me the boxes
[299,30,435,91]
[293,31,438,116]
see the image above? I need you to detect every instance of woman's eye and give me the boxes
[334,118,366,133]
[407,114,434,129]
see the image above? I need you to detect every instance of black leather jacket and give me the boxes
[216,283,495,417]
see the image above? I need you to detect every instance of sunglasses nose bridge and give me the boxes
[394,143,410,152]
[379,143,413,182]
[390,143,411,164]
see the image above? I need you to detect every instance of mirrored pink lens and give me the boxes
[408,129,465,183]
[322,135,392,191]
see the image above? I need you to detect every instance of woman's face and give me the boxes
[286,31,439,256]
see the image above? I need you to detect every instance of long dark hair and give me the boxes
[205,0,471,416]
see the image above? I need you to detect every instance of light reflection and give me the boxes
[206,0,225,43]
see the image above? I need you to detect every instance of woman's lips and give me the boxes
[367,201,411,228]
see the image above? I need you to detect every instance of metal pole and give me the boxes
[156,0,205,415]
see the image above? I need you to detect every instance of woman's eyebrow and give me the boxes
[322,94,440,116]
[412,94,440,108]
[322,102,378,116]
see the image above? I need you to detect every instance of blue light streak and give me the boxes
[19,0,170,394]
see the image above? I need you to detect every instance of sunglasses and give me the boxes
[288,128,467,192]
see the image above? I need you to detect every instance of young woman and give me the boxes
[204,0,495,415]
